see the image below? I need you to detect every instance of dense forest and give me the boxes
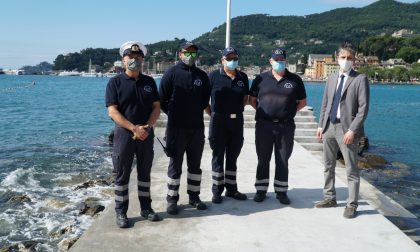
[52,0,420,71]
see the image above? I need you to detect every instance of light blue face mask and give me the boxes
[225,60,238,70]
[271,61,286,72]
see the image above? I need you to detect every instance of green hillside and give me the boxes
[54,0,420,70]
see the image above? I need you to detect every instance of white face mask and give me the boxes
[338,59,353,72]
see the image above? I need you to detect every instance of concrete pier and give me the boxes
[70,123,419,252]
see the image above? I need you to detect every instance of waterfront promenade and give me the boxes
[70,125,419,252]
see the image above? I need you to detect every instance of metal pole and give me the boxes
[226,0,231,48]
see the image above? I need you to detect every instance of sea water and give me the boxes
[0,75,419,250]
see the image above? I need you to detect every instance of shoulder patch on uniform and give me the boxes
[194,79,202,86]
[284,82,293,88]
[237,80,244,87]
[144,85,152,92]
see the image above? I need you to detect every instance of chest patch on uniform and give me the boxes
[237,80,244,87]
[284,82,293,89]
[144,85,152,92]
[194,79,202,86]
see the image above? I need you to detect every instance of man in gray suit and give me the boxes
[315,42,370,219]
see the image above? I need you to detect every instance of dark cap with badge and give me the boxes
[119,41,147,57]
[180,41,198,51]
[222,47,239,58]
[271,47,287,59]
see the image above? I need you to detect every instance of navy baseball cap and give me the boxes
[180,41,198,51]
[271,47,286,59]
[222,47,239,57]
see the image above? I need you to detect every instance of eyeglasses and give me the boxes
[182,52,198,57]
[224,57,238,62]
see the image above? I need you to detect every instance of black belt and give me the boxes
[260,118,290,123]
[332,119,341,124]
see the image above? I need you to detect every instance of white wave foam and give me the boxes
[1,167,32,187]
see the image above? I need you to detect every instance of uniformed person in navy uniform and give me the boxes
[249,48,307,204]
[105,41,161,228]
[205,47,249,204]
[159,41,210,215]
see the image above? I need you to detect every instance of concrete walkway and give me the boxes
[70,127,419,252]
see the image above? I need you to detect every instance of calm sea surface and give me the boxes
[0,75,419,250]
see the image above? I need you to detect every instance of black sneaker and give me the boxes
[314,199,338,208]
[167,203,178,215]
[116,213,129,228]
[141,208,161,221]
[276,192,290,205]
[212,194,223,204]
[189,198,207,210]
[225,191,247,201]
[253,192,266,202]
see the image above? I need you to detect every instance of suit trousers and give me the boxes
[322,121,360,208]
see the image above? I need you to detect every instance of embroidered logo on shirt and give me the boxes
[237,81,244,87]
[194,79,202,86]
[144,85,152,92]
[284,82,293,88]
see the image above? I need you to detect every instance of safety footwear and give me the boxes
[314,199,338,208]
[167,203,178,215]
[253,192,266,202]
[276,192,290,205]
[189,198,207,210]
[343,206,357,219]
[212,194,223,204]
[225,191,247,201]
[116,213,129,228]
[141,208,161,222]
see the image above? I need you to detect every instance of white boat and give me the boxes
[58,71,81,76]
[103,72,117,78]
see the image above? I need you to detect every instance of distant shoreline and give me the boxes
[303,79,420,85]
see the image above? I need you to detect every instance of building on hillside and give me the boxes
[304,67,316,80]
[307,54,332,67]
[323,62,340,79]
[392,29,416,38]
[355,54,380,69]
[156,62,175,73]
[382,58,407,69]
[287,64,297,73]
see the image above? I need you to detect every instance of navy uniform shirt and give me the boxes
[159,61,210,128]
[209,68,249,114]
[250,69,306,121]
[105,72,159,125]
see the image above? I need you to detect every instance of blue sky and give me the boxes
[0,0,418,69]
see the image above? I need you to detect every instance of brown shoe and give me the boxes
[315,199,337,208]
[343,206,357,219]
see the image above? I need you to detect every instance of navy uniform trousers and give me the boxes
[165,127,205,203]
[209,113,244,195]
[255,119,295,194]
[112,126,154,214]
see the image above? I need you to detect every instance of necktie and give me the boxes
[329,74,345,123]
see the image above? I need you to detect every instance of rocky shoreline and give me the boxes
[1,147,417,251]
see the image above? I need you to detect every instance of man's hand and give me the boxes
[316,128,323,141]
[343,130,355,145]
[132,125,150,141]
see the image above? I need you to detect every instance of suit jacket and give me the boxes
[318,69,370,137]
